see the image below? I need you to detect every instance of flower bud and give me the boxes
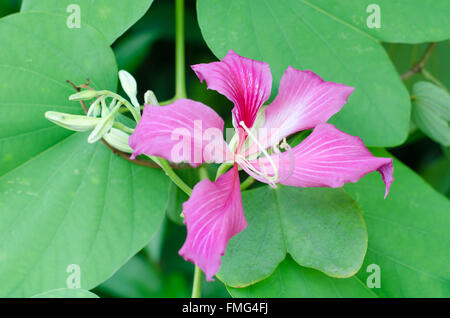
[144,90,159,106]
[45,111,100,131]
[87,107,118,143]
[69,90,99,101]
[119,70,140,110]
[103,128,133,153]
[87,98,101,117]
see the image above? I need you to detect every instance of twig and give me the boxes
[401,43,436,81]
[67,79,187,169]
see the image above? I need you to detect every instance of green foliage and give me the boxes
[0,133,168,297]
[229,151,450,297]
[0,11,168,297]
[21,0,153,44]
[219,187,367,287]
[0,0,448,299]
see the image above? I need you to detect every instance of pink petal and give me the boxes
[251,124,393,198]
[254,67,354,152]
[192,50,272,130]
[179,165,247,281]
[129,99,231,167]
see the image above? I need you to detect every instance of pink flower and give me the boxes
[129,50,393,281]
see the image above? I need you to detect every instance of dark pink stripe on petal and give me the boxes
[192,50,272,130]
[260,67,354,150]
[252,124,393,198]
[179,166,247,281]
[129,99,231,167]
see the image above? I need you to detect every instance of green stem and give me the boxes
[149,156,192,196]
[175,0,187,99]
[422,69,449,93]
[192,265,203,298]
[240,176,255,190]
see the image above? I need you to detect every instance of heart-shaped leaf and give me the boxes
[21,0,154,44]
[228,151,450,297]
[0,12,168,297]
[218,187,367,287]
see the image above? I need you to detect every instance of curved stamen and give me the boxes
[238,121,279,185]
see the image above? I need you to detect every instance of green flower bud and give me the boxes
[45,111,100,131]
[144,90,159,106]
[119,70,140,110]
[103,128,133,153]
[87,105,120,144]
[87,97,101,117]
[69,90,99,101]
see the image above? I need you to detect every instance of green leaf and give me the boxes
[21,0,153,44]
[196,0,411,147]
[228,256,375,298]
[218,187,367,287]
[412,81,450,146]
[0,12,116,176]
[0,133,168,297]
[229,151,450,297]
[0,12,169,297]
[311,0,450,43]
[31,288,99,298]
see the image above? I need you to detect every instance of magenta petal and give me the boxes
[260,67,354,149]
[129,99,231,167]
[179,166,247,281]
[252,124,393,198]
[192,50,272,129]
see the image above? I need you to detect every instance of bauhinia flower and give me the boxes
[129,50,394,281]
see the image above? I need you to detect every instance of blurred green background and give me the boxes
[1,0,447,297]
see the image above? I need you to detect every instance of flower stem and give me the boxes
[175,0,187,99]
[192,265,203,298]
[240,176,255,190]
[149,156,192,196]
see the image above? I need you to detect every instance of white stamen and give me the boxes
[238,121,279,185]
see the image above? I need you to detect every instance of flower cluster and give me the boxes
[129,50,394,280]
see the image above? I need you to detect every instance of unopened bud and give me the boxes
[45,111,100,131]
[69,90,99,101]
[87,107,118,143]
[87,98,101,117]
[144,90,159,106]
[103,128,133,153]
[119,70,140,110]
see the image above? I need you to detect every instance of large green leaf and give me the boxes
[229,151,450,297]
[411,81,450,146]
[219,187,367,287]
[21,0,153,44]
[196,0,412,147]
[0,12,116,176]
[312,0,450,43]
[0,132,168,297]
[32,288,99,298]
[229,256,375,298]
[0,12,169,297]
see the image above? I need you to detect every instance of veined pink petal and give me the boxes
[192,50,272,130]
[251,124,393,198]
[179,166,247,281]
[253,67,354,152]
[129,99,231,167]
